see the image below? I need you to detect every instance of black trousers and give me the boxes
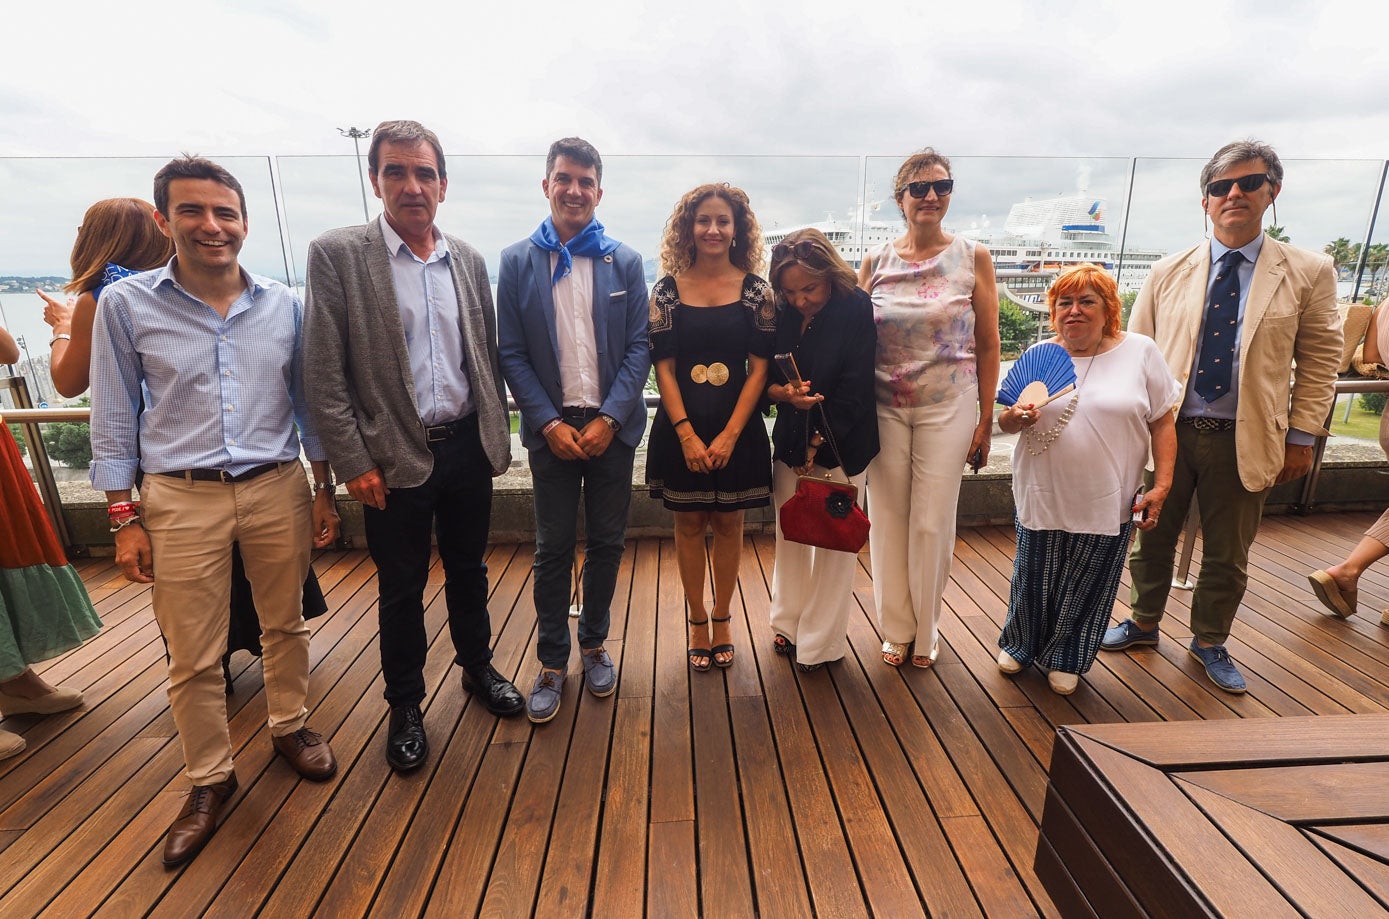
[364,415,494,707]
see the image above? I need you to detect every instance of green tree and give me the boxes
[1361,392,1387,415]
[1265,224,1289,242]
[1120,291,1138,328]
[6,423,26,457]
[1324,237,1355,276]
[42,421,91,468]
[997,297,1038,358]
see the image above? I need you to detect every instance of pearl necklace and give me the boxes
[1021,337,1102,456]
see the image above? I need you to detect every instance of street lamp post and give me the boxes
[338,127,373,222]
[14,334,47,404]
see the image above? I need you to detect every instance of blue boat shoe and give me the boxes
[1187,640,1246,694]
[581,647,616,698]
[527,669,565,724]
[1100,618,1160,651]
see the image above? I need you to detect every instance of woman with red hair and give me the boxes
[995,264,1179,694]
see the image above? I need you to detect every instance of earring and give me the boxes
[730,237,737,248]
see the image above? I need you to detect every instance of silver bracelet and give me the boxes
[50,333,72,346]
[109,515,143,534]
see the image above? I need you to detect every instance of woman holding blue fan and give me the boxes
[995,264,1178,694]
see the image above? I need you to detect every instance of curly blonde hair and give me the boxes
[658,183,765,277]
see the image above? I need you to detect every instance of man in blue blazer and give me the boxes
[497,137,651,724]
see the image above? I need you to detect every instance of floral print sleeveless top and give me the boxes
[867,235,977,407]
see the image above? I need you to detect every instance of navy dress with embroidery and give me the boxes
[646,273,775,512]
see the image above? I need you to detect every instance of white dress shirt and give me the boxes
[380,215,473,425]
[549,252,602,408]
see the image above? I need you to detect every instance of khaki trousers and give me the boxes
[1127,424,1269,645]
[142,463,312,784]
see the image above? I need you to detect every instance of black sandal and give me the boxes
[772,634,795,656]
[688,617,713,673]
[796,660,823,673]
[711,615,735,669]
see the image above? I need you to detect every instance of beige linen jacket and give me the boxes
[1129,237,1342,492]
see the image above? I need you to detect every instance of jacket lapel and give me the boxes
[363,222,420,411]
[1240,240,1288,366]
[530,246,561,363]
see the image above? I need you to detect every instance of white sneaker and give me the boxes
[1048,671,1079,695]
[997,649,1024,674]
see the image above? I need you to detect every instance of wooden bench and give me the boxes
[1036,714,1389,917]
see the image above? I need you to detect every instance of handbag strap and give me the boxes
[810,402,848,471]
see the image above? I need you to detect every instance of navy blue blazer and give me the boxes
[496,238,652,451]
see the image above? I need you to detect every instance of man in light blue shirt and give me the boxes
[90,156,341,867]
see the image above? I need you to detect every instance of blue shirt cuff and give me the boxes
[1286,428,1316,447]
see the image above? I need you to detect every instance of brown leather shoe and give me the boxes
[162,773,238,867]
[272,727,337,781]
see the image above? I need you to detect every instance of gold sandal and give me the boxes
[882,641,907,668]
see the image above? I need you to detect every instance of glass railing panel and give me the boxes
[0,156,285,406]
[275,153,865,288]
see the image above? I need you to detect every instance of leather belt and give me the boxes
[1178,415,1236,432]
[154,461,286,484]
[425,412,476,443]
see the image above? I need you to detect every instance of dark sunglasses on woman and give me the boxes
[771,240,820,264]
[1205,173,1272,198]
[901,179,955,198]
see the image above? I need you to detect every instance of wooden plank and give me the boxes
[591,696,652,915]
[1313,823,1389,862]
[1034,787,1141,919]
[1308,833,1389,908]
[1070,713,1389,767]
[1065,734,1300,918]
[1178,761,1389,823]
[1178,779,1380,916]
[648,820,699,918]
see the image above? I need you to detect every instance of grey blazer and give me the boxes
[303,219,512,488]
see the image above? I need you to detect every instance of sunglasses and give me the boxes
[901,179,955,198]
[1205,173,1272,198]
[771,239,821,263]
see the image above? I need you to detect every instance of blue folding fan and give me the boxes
[997,342,1077,407]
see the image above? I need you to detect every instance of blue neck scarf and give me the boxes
[529,217,621,285]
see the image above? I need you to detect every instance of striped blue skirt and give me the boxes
[999,520,1134,675]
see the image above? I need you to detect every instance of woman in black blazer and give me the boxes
[764,229,879,671]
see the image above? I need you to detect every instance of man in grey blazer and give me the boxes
[304,120,523,773]
[497,137,651,724]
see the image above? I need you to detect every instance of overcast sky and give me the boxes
[4,0,1389,368]
[3,0,1387,160]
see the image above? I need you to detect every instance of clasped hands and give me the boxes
[544,417,615,461]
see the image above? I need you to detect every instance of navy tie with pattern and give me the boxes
[1194,249,1245,402]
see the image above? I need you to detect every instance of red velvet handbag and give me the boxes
[778,407,870,553]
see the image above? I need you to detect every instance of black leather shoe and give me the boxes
[386,705,428,772]
[461,664,525,717]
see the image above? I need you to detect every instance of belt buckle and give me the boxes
[427,424,448,443]
[218,469,234,484]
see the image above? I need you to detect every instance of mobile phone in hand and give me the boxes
[774,352,803,387]
[1131,489,1148,523]
[968,447,985,473]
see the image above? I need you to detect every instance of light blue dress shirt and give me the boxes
[379,216,473,425]
[1179,235,1314,445]
[89,258,324,491]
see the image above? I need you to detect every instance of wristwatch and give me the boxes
[313,478,336,494]
[599,414,621,433]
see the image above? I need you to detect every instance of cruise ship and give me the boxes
[762,195,1164,305]
[962,194,1165,298]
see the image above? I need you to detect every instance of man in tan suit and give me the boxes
[1101,139,1342,693]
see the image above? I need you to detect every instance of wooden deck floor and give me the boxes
[4,512,1389,918]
